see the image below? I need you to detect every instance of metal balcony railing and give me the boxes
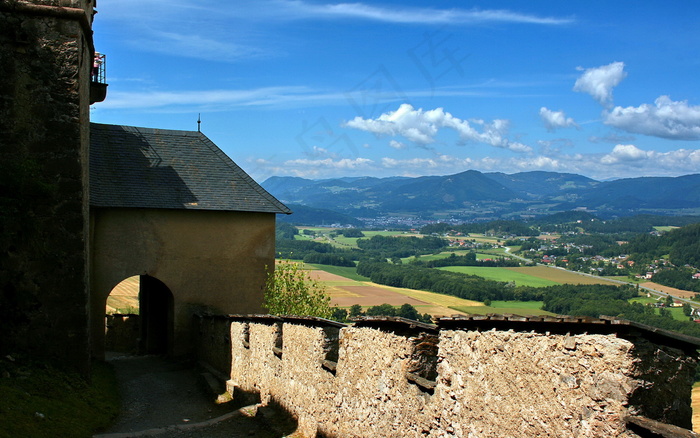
[90,52,108,104]
[92,52,106,84]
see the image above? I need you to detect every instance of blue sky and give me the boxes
[91,1,700,182]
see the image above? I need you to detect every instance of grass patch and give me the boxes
[654,226,679,232]
[438,266,559,287]
[490,300,546,310]
[307,264,369,281]
[401,250,472,263]
[506,266,619,285]
[630,296,660,305]
[0,359,120,438]
[331,236,360,248]
[449,301,554,316]
[667,307,691,321]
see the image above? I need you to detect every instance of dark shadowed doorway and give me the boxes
[105,275,174,356]
[139,275,174,356]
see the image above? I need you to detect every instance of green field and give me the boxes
[438,266,559,287]
[630,296,692,321]
[654,226,679,232]
[306,264,368,281]
[401,251,515,264]
[450,301,554,316]
[295,228,417,249]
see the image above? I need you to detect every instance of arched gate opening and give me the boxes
[105,275,174,356]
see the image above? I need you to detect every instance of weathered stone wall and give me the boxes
[0,0,94,374]
[197,316,698,438]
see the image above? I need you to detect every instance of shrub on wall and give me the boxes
[263,261,333,319]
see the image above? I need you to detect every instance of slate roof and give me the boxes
[90,123,291,214]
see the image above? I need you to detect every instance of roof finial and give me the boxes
[197,113,201,132]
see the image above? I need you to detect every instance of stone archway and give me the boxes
[103,275,174,356]
[105,276,140,355]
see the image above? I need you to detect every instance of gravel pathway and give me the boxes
[95,355,297,438]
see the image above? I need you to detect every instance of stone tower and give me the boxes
[0,0,97,374]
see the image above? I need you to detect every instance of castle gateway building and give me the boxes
[89,123,291,359]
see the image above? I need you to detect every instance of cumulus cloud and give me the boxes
[284,157,374,170]
[603,95,700,140]
[389,140,407,150]
[539,107,578,131]
[600,144,649,165]
[599,144,700,171]
[246,144,700,180]
[345,103,532,152]
[573,62,627,107]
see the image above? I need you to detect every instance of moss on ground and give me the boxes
[0,356,120,438]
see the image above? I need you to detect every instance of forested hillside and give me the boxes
[262,171,700,224]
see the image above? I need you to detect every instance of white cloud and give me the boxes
[278,1,574,25]
[573,62,627,107]
[246,144,700,180]
[539,107,577,131]
[147,30,267,62]
[599,144,700,171]
[284,157,374,170]
[345,103,532,152]
[604,95,700,140]
[98,86,344,111]
[100,1,572,64]
[600,144,648,165]
[389,140,406,150]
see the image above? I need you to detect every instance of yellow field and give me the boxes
[309,269,481,317]
[694,383,700,432]
[106,276,139,313]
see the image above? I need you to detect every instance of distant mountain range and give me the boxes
[263,171,700,225]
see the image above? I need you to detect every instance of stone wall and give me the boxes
[0,0,94,374]
[197,315,699,438]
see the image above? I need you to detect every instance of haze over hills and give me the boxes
[263,170,700,225]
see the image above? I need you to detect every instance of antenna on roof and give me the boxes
[197,113,201,132]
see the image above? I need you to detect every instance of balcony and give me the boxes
[90,52,108,104]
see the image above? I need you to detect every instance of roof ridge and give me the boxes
[89,123,292,214]
[196,131,292,214]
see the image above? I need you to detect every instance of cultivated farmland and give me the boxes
[308,267,481,317]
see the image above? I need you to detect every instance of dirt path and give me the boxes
[95,355,296,438]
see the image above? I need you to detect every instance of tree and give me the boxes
[397,303,420,320]
[263,261,333,318]
[366,303,396,316]
[348,304,363,317]
[683,302,692,317]
[331,308,348,322]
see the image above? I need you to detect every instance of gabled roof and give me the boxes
[90,123,291,214]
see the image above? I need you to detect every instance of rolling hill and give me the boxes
[262,171,700,225]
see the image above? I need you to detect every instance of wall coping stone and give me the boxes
[438,314,700,353]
